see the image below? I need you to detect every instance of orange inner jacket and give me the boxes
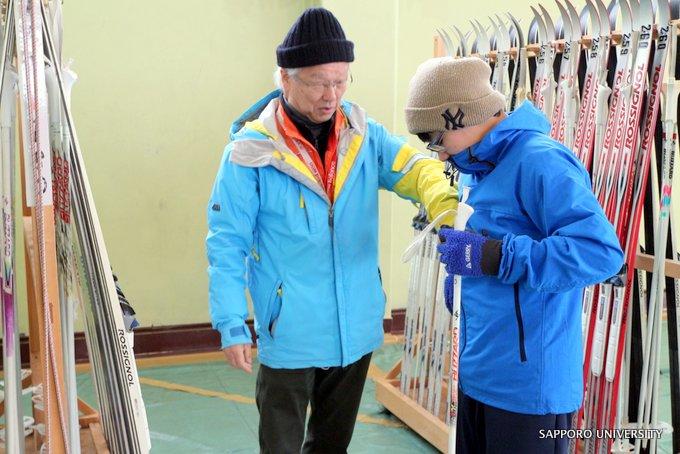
[275,103,346,203]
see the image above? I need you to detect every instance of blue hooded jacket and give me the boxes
[453,102,623,414]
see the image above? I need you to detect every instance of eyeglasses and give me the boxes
[293,74,352,95]
[426,131,447,153]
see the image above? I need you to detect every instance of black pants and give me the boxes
[255,353,372,454]
[457,391,572,454]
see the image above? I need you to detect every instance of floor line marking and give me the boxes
[138,376,256,404]
[139,376,405,429]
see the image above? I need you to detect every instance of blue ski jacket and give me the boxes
[454,102,623,415]
[206,90,456,368]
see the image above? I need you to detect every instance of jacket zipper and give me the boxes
[328,204,345,363]
[268,283,283,338]
[300,189,312,231]
[513,283,527,362]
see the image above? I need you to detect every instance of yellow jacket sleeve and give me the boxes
[379,135,458,227]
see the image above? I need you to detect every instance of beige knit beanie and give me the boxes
[405,56,506,135]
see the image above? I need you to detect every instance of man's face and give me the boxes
[281,62,350,124]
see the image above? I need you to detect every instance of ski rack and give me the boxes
[0,0,105,452]
[433,24,675,62]
[0,1,149,453]
[376,10,680,454]
[375,212,451,452]
[374,361,450,451]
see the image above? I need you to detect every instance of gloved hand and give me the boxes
[437,228,502,278]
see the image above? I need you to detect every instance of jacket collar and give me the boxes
[447,101,551,176]
[230,89,363,141]
[227,90,368,205]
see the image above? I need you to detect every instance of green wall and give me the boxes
[32,0,317,331]
[15,0,674,333]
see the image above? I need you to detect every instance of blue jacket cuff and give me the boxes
[217,321,253,349]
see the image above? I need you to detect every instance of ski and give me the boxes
[447,194,473,454]
[39,2,151,451]
[551,0,584,149]
[0,1,22,451]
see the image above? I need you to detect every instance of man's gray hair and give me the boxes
[274,67,301,88]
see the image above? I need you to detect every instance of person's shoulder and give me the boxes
[341,99,375,130]
[513,132,588,180]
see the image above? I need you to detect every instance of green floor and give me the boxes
[77,342,437,453]
[6,334,679,453]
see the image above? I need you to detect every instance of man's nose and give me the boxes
[322,85,338,102]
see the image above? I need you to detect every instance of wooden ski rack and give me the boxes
[0,424,110,454]
[434,20,680,62]
[0,216,104,452]
[374,362,450,452]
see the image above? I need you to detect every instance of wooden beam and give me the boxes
[385,360,401,380]
[78,414,100,429]
[77,398,99,428]
[635,253,680,279]
[20,131,67,453]
[89,423,110,454]
[375,375,449,452]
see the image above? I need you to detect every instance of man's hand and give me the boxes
[223,344,253,374]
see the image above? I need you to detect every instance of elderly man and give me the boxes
[206,8,456,453]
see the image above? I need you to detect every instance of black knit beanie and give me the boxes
[276,8,354,68]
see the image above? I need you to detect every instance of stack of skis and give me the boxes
[400,209,452,423]
[0,0,149,453]
[401,0,680,452]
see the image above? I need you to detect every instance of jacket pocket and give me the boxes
[513,283,528,362]
[299,187,318,234]
[265,280,283,339]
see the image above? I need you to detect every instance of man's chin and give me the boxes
[314,110,335,122]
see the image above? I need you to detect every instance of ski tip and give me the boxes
[618,0,633,34]
[488,16,500,51]
[495,14,511,51]
[528,15,540,44]
[638,0,654,25]
[656,0,671,25]
[530,6,548,43]
[564,0,583,39]
[594,0,611,34]
[539,3,558,40]
[606,0,619,30]
[452,25,468,56]
[556,0,572,41]
[435,29,450,56]
[584,0,602,37]
[474,19,492,54]
[507,12,526,48]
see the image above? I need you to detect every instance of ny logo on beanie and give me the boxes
[442,108,465,130]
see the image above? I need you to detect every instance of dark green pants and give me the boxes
[255,353,372,454]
